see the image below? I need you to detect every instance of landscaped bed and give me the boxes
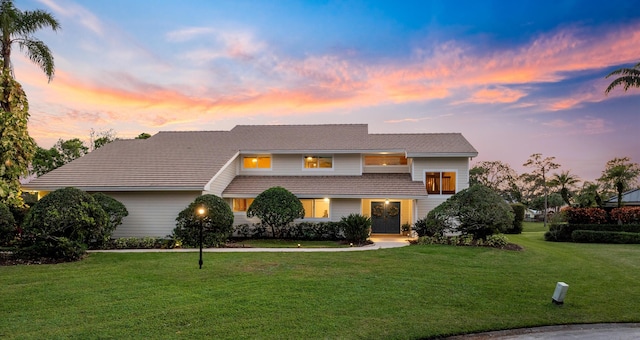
[1,224,639,339]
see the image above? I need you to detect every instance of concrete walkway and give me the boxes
[90,235,412,253]
[448,323,640,339]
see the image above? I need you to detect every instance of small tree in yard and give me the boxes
[173,194,234,247]
[247,186,304,238]
[427,185,514,240]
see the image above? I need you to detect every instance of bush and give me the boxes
[544,224,576,242]
[610,207,640,224]
[92,193,128,248]
[233,222,344,241]
[20,187,109,261]
[571,230,640,244]
[414,215,446,237]
[564,207,607,224]
[173,194,234,247]
[427,185,514,240]
[340,213,371,245]
[415,234,510,248]
[506,203,525,234]
[0,202,16,247]
[246,187,304,238]
[109,237,178,249]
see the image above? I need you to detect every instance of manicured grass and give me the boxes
[2,234,639,339]
[523,221,549,233]
[228,239,349,248]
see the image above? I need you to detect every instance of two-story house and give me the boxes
[23,124,478,238]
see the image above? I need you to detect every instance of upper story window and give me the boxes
[364,155,408,166]
[303,155,333,169]
[243,156,271,169]
[425,171,456,195]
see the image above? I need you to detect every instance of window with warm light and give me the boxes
[243,156,271,169]
[425,171,456,195]
[364,155,408,166]
[300,198,330,218]
[232,198,254,212]
[303,155,333,169]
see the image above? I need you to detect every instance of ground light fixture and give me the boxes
[552,282,569,305]
[197,206,206,269]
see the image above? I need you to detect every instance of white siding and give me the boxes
[415,197,449,220]
[106,191,200,238]
[240,154,362,176]
[206,157,238,196]
[328,198,361,221]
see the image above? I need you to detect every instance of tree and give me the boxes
[135,132,151,139]
[90,128,116,150]
[247,186,305,238]
[30,138,88,176]
[426,184,514,240]
[574,181,604,208]
[469,160,518,201]
[549,170,580,206]
[523,153,560,228]
[173,194,234,247]
[0,0,59,206]
[598,157,640,208]
[605,61,640,95]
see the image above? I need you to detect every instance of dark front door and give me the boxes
[371,201,401,234]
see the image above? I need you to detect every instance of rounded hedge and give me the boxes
[0,202,16,246]
[173,194,234,247]
[20,187,109,260]
[92,192,128,248]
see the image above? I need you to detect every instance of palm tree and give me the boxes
[549,170,580,206]
[605,61,640,95]
[598,157,640,208]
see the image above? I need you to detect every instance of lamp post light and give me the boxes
[197,206,206,269]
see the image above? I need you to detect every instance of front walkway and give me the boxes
[91,235,413,253]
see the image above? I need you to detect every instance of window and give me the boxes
[364,155,408,166]
[425,171,456,195]
[300,198,330,218]
[304,155,333,169]
[243,156,271,169]
[232,198,254,212]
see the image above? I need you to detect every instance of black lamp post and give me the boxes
[197,206,206,269]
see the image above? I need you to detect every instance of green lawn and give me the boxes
[1,231,639,339]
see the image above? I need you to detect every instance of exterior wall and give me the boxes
[104,191,200,238]
[239,153,362,176]
[327,198,361,222]
[206,157,239,196]
[411,157,470,190]
[415,196,449,220]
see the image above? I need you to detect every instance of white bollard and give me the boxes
[552,282,569,305]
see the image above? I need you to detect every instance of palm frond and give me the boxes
[17,39,54,81]
[15,9,60,35]
[605,62,640,94]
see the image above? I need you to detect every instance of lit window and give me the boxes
[300,199,330,218]
[304,155,332,169]
[364,155,408,166]
[232,198,254,212]
[243,156,271,169]
[425,172,456,195]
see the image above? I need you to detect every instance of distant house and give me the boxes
[23,124,478,238]
[604,189,640,208]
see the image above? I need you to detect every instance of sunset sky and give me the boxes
[16,0,640,182]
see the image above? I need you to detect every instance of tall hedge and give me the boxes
[20,187,109,260]
[506,203,525,234]
[0,202,16,246]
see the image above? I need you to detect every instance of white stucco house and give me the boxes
[23,124,478,238]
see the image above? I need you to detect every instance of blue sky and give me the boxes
[15,0,640,182]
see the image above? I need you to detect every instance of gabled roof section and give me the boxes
[604,188,640,207]
[24,124,477,191]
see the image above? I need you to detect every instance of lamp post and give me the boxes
[197,206,206,269]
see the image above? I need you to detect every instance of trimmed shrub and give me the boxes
[340,213,371,245]
[415,234,510,248]
[506,203,525,234]
[564,207,607,224]
[92,193,128,248]
[414,215,446,237]
[0,202,16,246]
[20,187,109,261]
[173,194,234,247]
[109,237,178,249]
[544,224,576,242]
[247,187,305,238]
[610,207,640,224]
[571,230,640,244]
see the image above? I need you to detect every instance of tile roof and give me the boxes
[223,174,427,198]
[24,124,477,191]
